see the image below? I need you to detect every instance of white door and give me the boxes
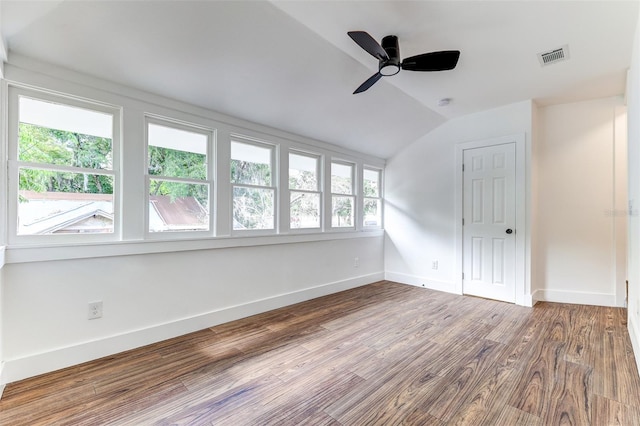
[463,143,516,303]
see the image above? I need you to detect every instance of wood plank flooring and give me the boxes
[1,280,639,425]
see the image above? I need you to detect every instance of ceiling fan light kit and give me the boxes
[348,31,460,94]
[379,35,401,76]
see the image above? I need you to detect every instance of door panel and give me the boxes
[492,238,504,284]
[471,237,483,281]
[472,179,484,223]
[463,143,516,303]
[493,177,505,223]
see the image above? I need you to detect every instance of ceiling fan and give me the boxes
[347,31,460,94]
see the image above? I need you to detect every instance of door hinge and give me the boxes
[462,164,465,172]
[462,218,465,226]
[462,272,465,279]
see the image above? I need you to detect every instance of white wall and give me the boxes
[384,100,534,297]
[627,4,640,375]
[2,233,383,383]
[385,95,627,309]
[0,36,6,394]
[0,247,5,397]
[534,97,627,306]
[530,103,541,307]
[0,59,386,384]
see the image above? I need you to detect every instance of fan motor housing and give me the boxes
[379,35,401,76]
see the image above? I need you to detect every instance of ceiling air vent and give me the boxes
[537,45,570,67]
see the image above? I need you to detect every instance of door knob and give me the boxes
[506,229,513,234]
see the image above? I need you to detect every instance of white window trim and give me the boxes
[143,115,215,240]
[0,81,7,246]
[230,136,278,235]
[2,63,387,259]
[4,230,384,264]
[6,85,122,245]
[329,159,356,231]
[363,166,383,230]
[288,150,323,232]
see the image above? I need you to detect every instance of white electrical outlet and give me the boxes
[354,257,359,267]
[432,260,438,270]
[88,301,103,320]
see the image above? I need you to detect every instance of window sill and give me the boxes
[3,230,384,264]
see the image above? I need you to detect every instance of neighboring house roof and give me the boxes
[18,191,114,235]
[18,191,207,234]
[47,211,113,234]
[149,195,208,231]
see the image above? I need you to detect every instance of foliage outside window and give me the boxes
[231,140,275,230]
[363,168,382,228]
[289,152,321,229]
[147,121,211,233]
[8,85,384,249]
[331,161,355,228]
[16,96,115,236]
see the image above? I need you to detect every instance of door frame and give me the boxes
[454,134,530,306]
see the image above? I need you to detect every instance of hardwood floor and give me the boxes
[1,281,639,425]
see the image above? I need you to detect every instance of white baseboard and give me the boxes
[0,363,5,400]
[532,288,619,307]
[2,272,384,384]
[629,312,640,379]
[386,271,538,307]
[385,271,457,294]
[523,293,536,307]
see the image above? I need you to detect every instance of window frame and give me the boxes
[362,166,383,229]
[230,136,278,235]
[6,85,121,245]
[288,150,323,232]
[2,70,386,261]
[143,115,215,239]
[329,159,356,230]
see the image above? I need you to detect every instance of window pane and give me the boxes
[233,186,274,230]
[19,98,113,170]
[231,141,272,186]
[332,195,354,227]
[363,169,380,197]
[331,162,353,194]
[20,97,112,138]
[364,198,381,227]
[18,169,114,235]
[18,122,113,170]
[289,153,318,191]
[290,192,320,229]
[148,123,207,179]
[149,180,209,232]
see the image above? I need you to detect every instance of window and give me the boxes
[6,78,384,255]
[146,119,212,234]
[289,152,321,229]
[331,161,355,228]
[363,168,382,228]
[12,92,118,239]
[231,139,276,231]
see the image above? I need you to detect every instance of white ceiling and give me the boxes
[1,1,638,159]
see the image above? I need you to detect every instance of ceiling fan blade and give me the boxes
[401,50,460,71]
[348,31,389,61]
[353,72,383,94]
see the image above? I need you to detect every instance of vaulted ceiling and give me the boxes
[1,1,638,159]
